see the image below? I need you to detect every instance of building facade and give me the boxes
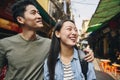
[0,0,71,39]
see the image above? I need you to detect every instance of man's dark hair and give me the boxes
[11,0,35,26]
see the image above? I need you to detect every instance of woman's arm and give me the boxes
[87,63,96,80]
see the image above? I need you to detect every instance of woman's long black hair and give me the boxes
[47,19,78,80]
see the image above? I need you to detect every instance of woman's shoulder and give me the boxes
[77,49,86,60]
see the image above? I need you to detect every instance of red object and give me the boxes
[0,66,7,80]
[0,18,22,33]
[109,20,118,30]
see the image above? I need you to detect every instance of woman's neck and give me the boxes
[60,45,74,65]
[60,46,73,57]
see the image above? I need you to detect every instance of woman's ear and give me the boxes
[17,16,25,24]
[55,31,60,38]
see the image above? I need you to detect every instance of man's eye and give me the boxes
[37,11,40,14]
[31,12,36,15]
[31,11,40,15]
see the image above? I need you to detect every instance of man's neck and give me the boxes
[20,29,37,41]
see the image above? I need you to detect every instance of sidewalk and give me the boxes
[93,58,118,80]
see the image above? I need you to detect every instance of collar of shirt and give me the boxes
[57,48,79,61]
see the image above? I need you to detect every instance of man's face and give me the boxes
[22,5,43,30]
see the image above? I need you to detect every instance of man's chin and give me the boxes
[36,27,43,30]
[37,25,44,28]
[38,23,43,27]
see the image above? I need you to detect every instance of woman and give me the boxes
[44,19,96,80]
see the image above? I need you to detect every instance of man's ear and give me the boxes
[17,16,25,24]
[55,31,60,38]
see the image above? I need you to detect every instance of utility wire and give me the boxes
[71,1,97,5]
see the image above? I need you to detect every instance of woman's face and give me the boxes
[55,21,78,47]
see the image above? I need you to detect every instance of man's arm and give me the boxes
[83,46,94,62]
[0,68,2,77]
[0,40,6,76]
[0,68,1,74]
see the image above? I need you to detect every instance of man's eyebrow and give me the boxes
[31,10,37,12]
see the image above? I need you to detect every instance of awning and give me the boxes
[34,1,56,27]
[89,0,120,26]
[88,12,120,37]
[87,23,102,32]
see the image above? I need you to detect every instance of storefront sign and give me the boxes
[0,18,22,33]
[102,27,110,34]
[0,0,16,21]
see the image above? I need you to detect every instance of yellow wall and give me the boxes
[37,0,49,12]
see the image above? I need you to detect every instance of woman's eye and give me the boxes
[75,29,78,32]
[67,28,72,31]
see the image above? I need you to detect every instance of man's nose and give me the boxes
[36,13,42,18]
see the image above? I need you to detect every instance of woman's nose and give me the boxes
[72,30,77,34]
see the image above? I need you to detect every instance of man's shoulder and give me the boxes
[37,35,51,43]
[0,34,19,44]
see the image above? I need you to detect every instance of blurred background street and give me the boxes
[0,0,120,80]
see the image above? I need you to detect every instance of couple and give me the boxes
[0,0,96,80]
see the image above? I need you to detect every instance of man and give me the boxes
[0,0,94,80]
